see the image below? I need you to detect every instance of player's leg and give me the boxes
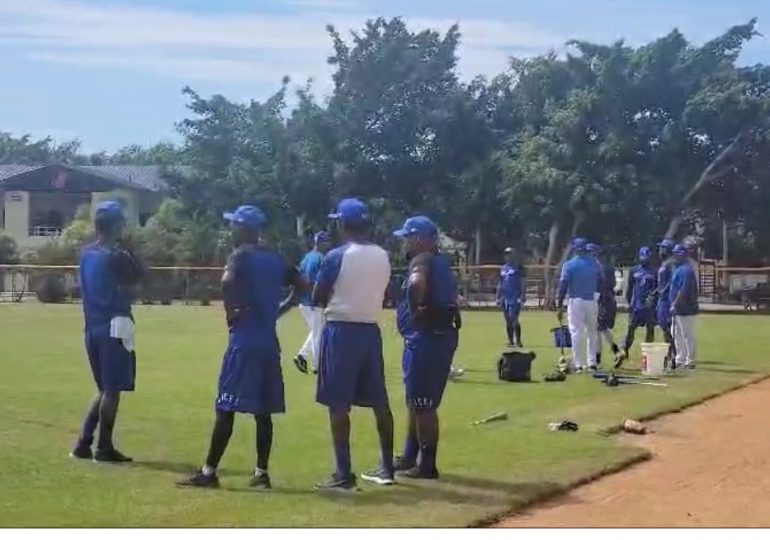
[178,410,234,488]
[397,408,419,471]
[315,323,358,490]
[359,325,395,486]
[568,299,587,369]
[645,318,655,343]
[71,393,101,459]
[623,315,638,357]
[309,307,324,373]
[596,326,604,366]
[586,301,599,368]
[402,332,455,479]
[514,317,523,348]
[681,315,697,368]
[249,414,273,488]
[293,305,313,374]
[503,304,514,345]
[93,338,135,462]
[672,316,688,369]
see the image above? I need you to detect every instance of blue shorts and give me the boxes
[316,322,389,411]
[629,307,656,328]
[657,302,672,333]
[216,342,285,415]
[598,299,617,331]
[402,330,458,410]
[502,299,521,321]
[86,333,136,392]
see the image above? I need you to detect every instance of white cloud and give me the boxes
[0,0,562,87]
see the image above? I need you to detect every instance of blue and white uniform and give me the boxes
[296,233,328,371]
[558,240,601,369]
[498,262,524,323]
[315,242,392,410]
[626,263,657,328]
[669,247,699,367]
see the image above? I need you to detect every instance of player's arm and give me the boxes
[312,250,342,309]
[222,249,246,326]
[278,264,307,319]
[407,256,430,325]
[625,270,634,305]
[111,243,146,287]
[557,263,569,309]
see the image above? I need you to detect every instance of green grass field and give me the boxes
[1,304,768,527]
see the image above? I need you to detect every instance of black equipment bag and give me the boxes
[497,351,536,382]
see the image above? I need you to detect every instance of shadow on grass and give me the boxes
[315,474,562,509]
[130,460,246,478]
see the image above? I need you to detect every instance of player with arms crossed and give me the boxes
[313,198,395,490]
[71,201,144,463]
[670,244,699,370]
[178,205,306,489]
[392,216,460,479]
[496,247,526,348]
[293,231,331,375]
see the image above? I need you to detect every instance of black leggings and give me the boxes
[205,411,273,471]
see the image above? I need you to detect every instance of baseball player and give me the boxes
[670,244,699,369]
[622,246,657,359]
[587,244,622,366]
[496,247,526,347]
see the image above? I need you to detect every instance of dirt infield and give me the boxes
[498,377,770,528]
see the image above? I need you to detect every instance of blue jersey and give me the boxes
[559,255,600,303]
[657,259,675,307]
[397,252,458,339]
[669,262,699,316]
[79,243,135,337]
[498,263,524,300]
[598,262,617,305]
[626,264,657,311]
[225,245,297,349]
[298,250,324,306]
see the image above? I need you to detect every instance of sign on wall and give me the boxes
[6,192,24,202]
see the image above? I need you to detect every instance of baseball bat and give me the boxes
[472,412,508,426]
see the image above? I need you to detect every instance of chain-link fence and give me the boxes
[3,263,769,310]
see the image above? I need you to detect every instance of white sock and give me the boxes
[202,465,216,476]
[255,467,267,476]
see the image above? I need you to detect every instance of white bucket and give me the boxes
[640,343,669,376]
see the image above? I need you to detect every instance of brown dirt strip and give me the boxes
[497,377,770,527]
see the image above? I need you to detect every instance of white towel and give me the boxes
[110,316,135,352]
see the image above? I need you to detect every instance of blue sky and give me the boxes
[1,0,768,153]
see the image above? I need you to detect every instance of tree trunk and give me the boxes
[295,215,305,239]
[542,222,560,307]
[474,224,482,266]
[665,132,747,239]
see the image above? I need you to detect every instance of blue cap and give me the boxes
[673,244,688,256]
[95,200,125,223]
[586,243,600,254]
[393,216,438,239]
[638,246,652,260]
[658,239,676,250]
[223,205,267,230]
[328,198,369,224]
[314,231,331,244]
[572,237,588,251]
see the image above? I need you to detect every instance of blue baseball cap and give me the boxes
[393,216,439,239]
[328,198,369,224]
[673,244,688,256]
[586,243,600,254]
[95,200,125,223]
[658,238,676,250]
[638,246,652,260]
[572,237,588,251]
[223,205,267,230]
[314,231,331,244]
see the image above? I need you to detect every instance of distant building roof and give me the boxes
[0,164,190,192]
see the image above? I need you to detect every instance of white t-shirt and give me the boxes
[316,242,391,323]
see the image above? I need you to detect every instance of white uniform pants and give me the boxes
[298,305,324,370]
[672,315,697,367]
[568,298,599,368]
